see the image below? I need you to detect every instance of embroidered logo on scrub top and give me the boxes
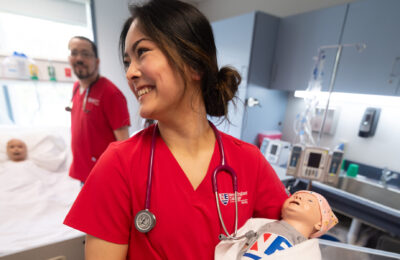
[88,97,100,106]
[218,191,248,206]
[243,233,292,259]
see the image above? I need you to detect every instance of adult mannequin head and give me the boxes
[6,139,28,162]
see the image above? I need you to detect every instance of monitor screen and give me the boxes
[270,144,278,155]
[307,152,322,168]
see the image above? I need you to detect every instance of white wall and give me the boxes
[282,94,400,172]
[92,0,141,133]
[196,0,356,21]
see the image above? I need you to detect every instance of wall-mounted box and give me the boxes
[311,107,340,135]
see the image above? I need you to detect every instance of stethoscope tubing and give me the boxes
[82,86,91,113]
[65,76,99,113]
[209,123,239,240]
[145,124,158,210]
[139,122,241,240]
[213,164,239,239]
[65,85,91,113]
[65,85,79,112]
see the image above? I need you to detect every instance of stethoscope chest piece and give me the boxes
[135,209,156,233]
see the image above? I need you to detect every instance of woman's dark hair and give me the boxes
[119,0,241,118]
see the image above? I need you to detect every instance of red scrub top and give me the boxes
[64,125,288,259]
[69,77,130,182]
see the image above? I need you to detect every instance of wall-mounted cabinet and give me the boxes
[270,0,400,97]
[271,5,348,92]
[333,0,400,96]
[211,11,288,144]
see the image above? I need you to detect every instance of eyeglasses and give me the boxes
[70,51,95,59]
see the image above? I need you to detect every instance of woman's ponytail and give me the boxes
[204,66,241,117]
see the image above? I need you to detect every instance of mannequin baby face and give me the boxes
[281,192,322,237]
[6,139,28,162]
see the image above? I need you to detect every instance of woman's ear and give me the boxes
[189,67,202,81]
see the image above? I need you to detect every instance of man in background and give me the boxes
[67,36,130,183]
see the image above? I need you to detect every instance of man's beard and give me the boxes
[73,63,96,80]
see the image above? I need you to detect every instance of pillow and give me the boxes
[0,127,69,172]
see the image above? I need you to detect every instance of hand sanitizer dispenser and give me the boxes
[358,107,380,138]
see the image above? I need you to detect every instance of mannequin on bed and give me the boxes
[215,190,338,260]
[2,138,45,191]
[6,139,28,162]
[2,138,81,197]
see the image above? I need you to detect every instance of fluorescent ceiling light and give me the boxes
[294,90,400,107]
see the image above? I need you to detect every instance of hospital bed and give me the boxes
[0,126,84,260]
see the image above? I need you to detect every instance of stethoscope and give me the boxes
[134,122,257,241]
[65,76,99,113]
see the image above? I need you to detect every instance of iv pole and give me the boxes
[306,44,343,190]
[317,44,343,146]
[305,4,349,191]
[306,42,366,191]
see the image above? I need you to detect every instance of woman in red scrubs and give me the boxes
[64,1,289,259]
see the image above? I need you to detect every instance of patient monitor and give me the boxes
[261,138,291,167]
[286,145,343,184]
[299,147,329,181]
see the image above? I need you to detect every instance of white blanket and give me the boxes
[0,128,70,172]
[215,218,322,260]
[0,160,82,256]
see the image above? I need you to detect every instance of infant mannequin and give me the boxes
[215,190,338,260]
[6,139,28,162]
[280,190,337,242]
[2,139,41,192]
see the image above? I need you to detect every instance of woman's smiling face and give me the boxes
[123,19,188,121]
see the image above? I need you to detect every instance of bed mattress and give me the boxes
[0,160,83,256]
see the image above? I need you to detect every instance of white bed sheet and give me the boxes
[0,160,83,256]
